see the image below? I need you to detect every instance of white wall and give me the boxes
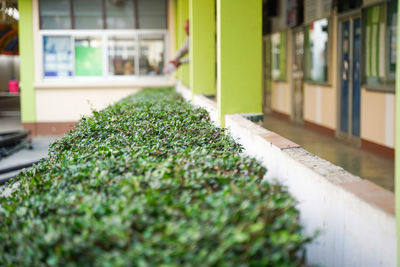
[176,83,397,267]
[225,114,396,267]
[35,87,141,122]
[35,78,174,122]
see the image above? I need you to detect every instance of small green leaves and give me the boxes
[0,88,312,266]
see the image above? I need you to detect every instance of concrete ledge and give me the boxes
[224,114,396,267]
[175,84,397,266]
[175,82,219,126]
[192,95,218,126]
[175,81,193,102]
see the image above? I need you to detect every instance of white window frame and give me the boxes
[38,29,169,82]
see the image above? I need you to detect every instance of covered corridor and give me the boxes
[263,114,394,191]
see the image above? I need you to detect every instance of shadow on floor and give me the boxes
[263,115,394,192]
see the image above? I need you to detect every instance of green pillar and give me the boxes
[18,0,36,123]
[189,0,216,96]
[175,0,189,87]
[395,0,400,259]
[216,0,262,126]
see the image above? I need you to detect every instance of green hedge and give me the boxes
[0,88,311,266]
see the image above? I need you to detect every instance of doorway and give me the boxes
[338,16,361,142]
[263,36,272,113]
[292,29,304,124]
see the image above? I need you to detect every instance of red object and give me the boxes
[170,60,181,67]
[8,80,19,94]
[184,20,190,36]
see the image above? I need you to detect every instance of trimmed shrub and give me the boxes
[0,88,311,266]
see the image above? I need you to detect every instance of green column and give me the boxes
[395,0,400,259]
[217,0,262,126]
[189,0,216,96]
[175,0,189,87]
[18,0,36,123]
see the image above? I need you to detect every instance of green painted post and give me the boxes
[174,0,181,81]
[18,0,36,123]
[216,0,262,126]
[395,0,400,260]
[189,0,216,96]
[175,0,189,87]
[174,0,179,52]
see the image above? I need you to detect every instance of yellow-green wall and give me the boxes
[217,0,262,126]
[175,0,189,86]
[189,0,216,96]
[18,0,36,123]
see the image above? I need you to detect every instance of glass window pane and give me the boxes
[306,18,329,82]
[138,0,167,29]
[73,0,103,29]
[108,36,136,76]
[139,34,165,76]
[39,0,71,29]
[271,33,280,80]
[43,36,73,77]
[387,0,397,77]
[74,37,103,76]
[363,2,397,86]
[271,32,286,80]
[106,0,135,29]
[364,5,383,85]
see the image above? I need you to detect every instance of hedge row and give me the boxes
[0,88,311,266]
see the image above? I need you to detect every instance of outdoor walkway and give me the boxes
[0,114,60,185]
[0,116,22,133]
[0,136,60,184]
[263,115,394,191]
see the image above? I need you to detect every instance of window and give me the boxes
[304,18,329,83]
[73,0,103,29]
[108,36,137,75]
[39,0,168,79]
[43,36,73,77]
[41,32,167,78]
[39,0,71,29]
[105,0,135,29]
[388,0,397,77]
[137,0,167,29]
[139,34,165,75]
[39,0,167,30]
[74,37,103,76]
[271,32,286,80]
[363,1,397,87]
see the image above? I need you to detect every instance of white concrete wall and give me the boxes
[225,115,396,267]
[176,84,397,267]
[176,81,219,126]
[35,78,174,122]
[35,87,142,122]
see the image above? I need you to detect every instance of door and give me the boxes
[263,36,272,113]
[292,30,304,124]
[339,17,361,140]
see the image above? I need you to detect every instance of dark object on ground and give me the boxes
[0,130,32,159]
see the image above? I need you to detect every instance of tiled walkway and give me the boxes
[263,115,394,192]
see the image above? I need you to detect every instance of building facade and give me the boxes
[19,0,174,135]
[172,0,400,265]
[16,0,400,265]
[263,0,397,158]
